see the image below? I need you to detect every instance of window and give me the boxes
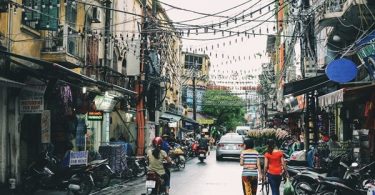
[22,0,41,29]
[22,0,59,30]
[66,0,77,26]
[184,54,203,70]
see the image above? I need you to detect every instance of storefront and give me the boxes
[0,50,136,187]
[318,84,375,163]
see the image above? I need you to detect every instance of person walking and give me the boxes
[264,139,287,195]
[240,139,262,195]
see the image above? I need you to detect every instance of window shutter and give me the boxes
[38,0,58,31]
[22,0,41,21]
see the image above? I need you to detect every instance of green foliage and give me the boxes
[201,90,246,130]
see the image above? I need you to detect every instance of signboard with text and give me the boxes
[69,151,88,166]
[87,111,103,121]
[20,95,44,113]
[94,95,117,112]
[20,77,46,114]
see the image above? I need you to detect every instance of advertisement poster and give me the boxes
[41,110,51,143]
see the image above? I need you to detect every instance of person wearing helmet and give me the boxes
[198,132,209,152]
[147,136,172,194]
[161,134,172,154]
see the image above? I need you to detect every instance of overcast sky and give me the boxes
[161,0,275,85]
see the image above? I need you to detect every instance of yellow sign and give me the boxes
[197,118,214,125]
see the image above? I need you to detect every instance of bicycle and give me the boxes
[259,176,270,195]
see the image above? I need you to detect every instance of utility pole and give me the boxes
[192,60,197,121]
[136,0,148,156]
[192,60,197,136]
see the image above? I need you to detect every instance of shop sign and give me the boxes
[20,95,44,113]
[326,58,358,83]
[197,118,214,125]
[87,111,103,121]
[94,95,117,112]
[69,151,88,166]
[41,110,51,143]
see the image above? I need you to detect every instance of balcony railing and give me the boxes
[42,25,84,61]
[322,0,347,14]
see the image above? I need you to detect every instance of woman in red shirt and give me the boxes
[264,139,287,195]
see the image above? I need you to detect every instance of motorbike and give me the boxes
[145,171,166,195]
[88,159,114,189]
[198,147,207,163]
[191,141,199,157]
[121,155,148,180]
[290,153,350,194]
[170,146,186,170]
[22,151,94,195]
[298,161,375,195]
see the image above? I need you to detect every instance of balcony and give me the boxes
[315,0,373,32]
[41,25,84,68]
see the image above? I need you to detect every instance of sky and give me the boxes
[161,0,275,87]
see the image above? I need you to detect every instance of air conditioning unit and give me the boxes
[92,7,101,23]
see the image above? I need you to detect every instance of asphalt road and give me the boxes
[95,150,283,195]
[32,150,284,195]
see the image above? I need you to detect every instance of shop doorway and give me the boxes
[19,114,41,173]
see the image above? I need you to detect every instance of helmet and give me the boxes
[152,137,163,147]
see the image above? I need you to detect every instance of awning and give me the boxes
[283,74,331,96]
[0,76,25,88]
[0,50,136,96]
[180,127,193,132]
[160,112,182,122]
[318,89,344,107]
[319,83,375,107]
[181,116,199,125]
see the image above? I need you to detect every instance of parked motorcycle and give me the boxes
[121,155,147,180]
[290,153,350,194]
[297,161,373,195]
[297,161,375,195]
[22,151,94,195]
[88,159,114,189]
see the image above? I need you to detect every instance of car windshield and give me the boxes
[236,129,246,135]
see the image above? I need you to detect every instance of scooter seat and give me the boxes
[318,176,344,183]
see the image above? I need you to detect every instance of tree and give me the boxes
[201,90,246,131]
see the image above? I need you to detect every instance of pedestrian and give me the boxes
[240,139,262,195]
[263,139,287,195]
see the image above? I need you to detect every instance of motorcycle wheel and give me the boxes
[93,166,112,189]
[73,175,93,195]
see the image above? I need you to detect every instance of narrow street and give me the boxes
[93,150,283,195]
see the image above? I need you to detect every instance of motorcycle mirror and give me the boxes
[351,162,359,168]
